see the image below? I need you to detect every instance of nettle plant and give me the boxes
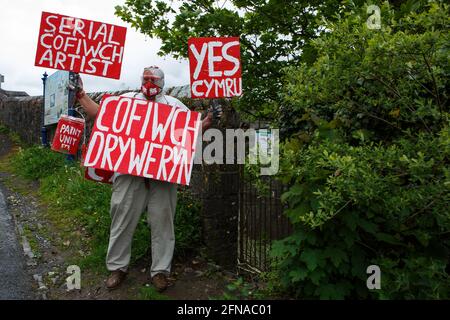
[270,2,450,299]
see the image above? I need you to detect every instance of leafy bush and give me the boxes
[270,2,450,299]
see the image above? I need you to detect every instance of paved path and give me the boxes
[0,187,34,299]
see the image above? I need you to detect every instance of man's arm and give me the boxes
[77,90,99,119]
[202,112,213,131]
[70,74,99,118]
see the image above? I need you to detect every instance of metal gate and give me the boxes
[238,168,293,274]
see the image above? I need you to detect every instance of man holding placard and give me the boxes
[76,66,219,292]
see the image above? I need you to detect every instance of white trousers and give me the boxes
[106,175,177,277]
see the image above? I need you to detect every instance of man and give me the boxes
[76,66,218,292]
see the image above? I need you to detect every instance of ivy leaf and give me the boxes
[374,232,405,246]
[281,183,305,203]
[350,247,366,278]
[413,231,431,247]
[308,268,325,286]
[300,249,323,271]
[389,108,400,118]
[342,212,358,231]
[289,267,309,282]
[270,240,289,258]
[357,218,378,234]
[324,247,348,268]
[316,283,349,300]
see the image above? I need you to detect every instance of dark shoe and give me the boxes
[151,273,168,292]
[106,270,127,289]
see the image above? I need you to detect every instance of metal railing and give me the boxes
[238,167,293,274]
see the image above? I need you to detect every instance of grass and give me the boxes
[38,164,150,272]
[0,145,20,176]
[3,144,203,276]
[0,123,22,145]
[0,133,275,300]
[0,134,215,299]
[138,286,169,300]
[0,124,9,134]
[22,224,43,260]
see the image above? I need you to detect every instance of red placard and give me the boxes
[51,115,85,155]
[188,37,242,99]
[83,95,202,186]
[35,12,127,79]
[81,143,114,184]
[84,167,114,184]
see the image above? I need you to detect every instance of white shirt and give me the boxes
[119,91,189,111]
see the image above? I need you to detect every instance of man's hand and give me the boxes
[202,101,223,131]
[209,100,223,121]
[69,73,99,118]
[202,111,213,132]
[69,73,85,100]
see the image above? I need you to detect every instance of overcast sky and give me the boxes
[0,0,190,96]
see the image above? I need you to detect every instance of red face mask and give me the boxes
[141,81,161,98]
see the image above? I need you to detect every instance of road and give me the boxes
[0,187,34,299]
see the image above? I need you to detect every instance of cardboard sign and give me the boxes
[83,95,202,186]
[51,115,85,155]
[188,37,242,98]
[85,167,114,184]
[81,143,114,184]
[35,12,127,79]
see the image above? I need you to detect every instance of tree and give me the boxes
[115,0,358,120]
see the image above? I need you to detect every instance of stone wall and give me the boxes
[0,89,43,145]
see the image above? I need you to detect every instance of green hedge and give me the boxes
[271,2,450,299]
